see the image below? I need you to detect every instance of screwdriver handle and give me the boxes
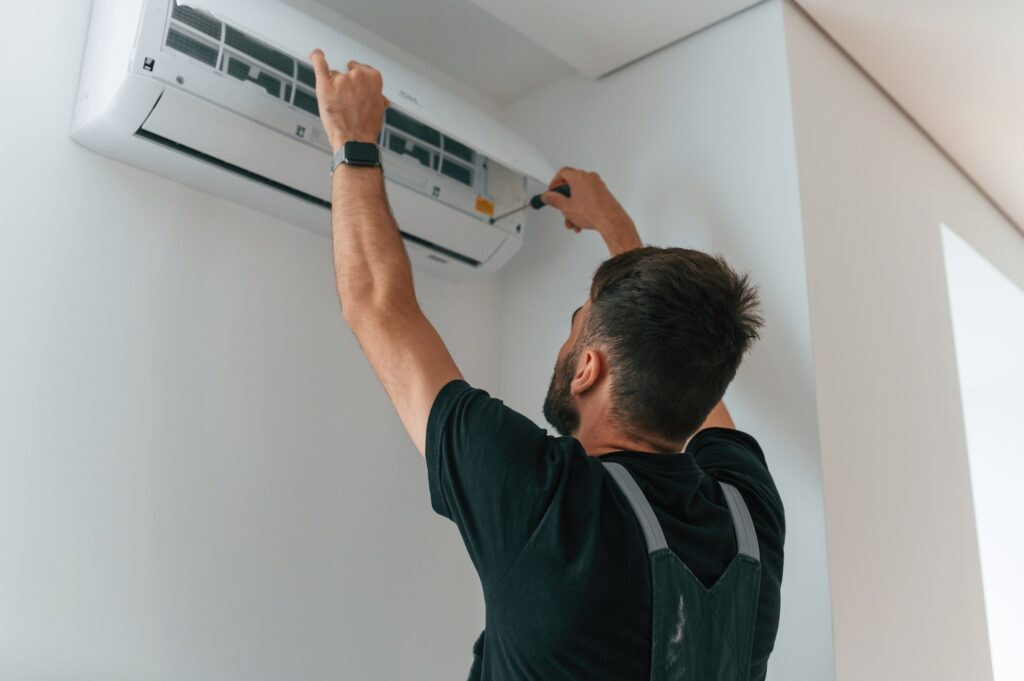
[530,183,571,210]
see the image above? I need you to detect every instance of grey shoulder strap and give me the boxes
[719,482,760,560]
[603,461,759,560]
[602,461,667,553]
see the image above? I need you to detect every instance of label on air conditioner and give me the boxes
[475,196,495,217]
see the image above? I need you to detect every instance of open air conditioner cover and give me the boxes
[71,0,553,280]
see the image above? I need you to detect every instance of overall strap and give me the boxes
[602,462,667,553]
[719,482,760,560]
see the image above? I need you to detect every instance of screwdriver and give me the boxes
[489,183,571,224]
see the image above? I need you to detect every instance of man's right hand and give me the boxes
[539,167,643,256]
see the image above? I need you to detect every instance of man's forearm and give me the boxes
[307,51,407,319]
[331,165,416,320]
[601,225,644,257]
[598,211,644,256]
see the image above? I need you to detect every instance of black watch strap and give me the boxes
[331,140,381,175]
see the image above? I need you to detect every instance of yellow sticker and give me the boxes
[475,196,495,216]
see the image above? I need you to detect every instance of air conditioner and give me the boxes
[71,0,553,280]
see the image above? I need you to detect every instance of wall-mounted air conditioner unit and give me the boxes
[71,0,553,280]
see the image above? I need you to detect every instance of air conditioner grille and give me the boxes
[444,136,475,164]
[224,25,294,77]
[387,134,434,169]
[171,4,222,40]
[161,2,487,193]
[226,55,282,98]
[297,63,316,89]
[441,158,472,186]
[166,27,218,68]
[386,108,441,148]
[381,108,480,189]
[292,88,319,117]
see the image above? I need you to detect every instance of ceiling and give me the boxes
[464,0,764,78]
[795,0,1024,234]
[311,0,763,103]
[309,0,1021,235]
[309,0,575,104]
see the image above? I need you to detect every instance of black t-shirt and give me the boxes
[426,379,785,681]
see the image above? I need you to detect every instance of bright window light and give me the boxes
[941,224,1024,681]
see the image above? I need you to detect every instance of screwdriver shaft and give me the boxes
[489,184,571,224]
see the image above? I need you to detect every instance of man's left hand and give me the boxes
[309,49,389,153]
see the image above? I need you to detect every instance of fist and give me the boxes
[540,167,633,236]
[310,49,389,152]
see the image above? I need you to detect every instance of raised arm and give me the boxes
[311,50,462,457]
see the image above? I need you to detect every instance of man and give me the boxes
[311,50,784,681]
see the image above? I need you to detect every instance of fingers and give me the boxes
[348,60,383,81]
[549,166,580,190]
[541,189,570,211]
[311,53,383,81]
[310,49,331,82]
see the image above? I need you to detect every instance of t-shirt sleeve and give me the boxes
[425,378,565,594]
[688,427,786,681]
[687,427,783,530]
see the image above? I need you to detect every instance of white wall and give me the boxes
[0,2,494,678]
[783,2,1024,679]
[19,0,1022,678]
[942,225,1024,681]
[500,2,836,679]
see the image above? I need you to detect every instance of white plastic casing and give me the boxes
[70,0,554,280]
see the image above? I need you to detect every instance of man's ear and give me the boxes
[570,348,604,396]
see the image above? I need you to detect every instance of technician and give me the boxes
[310,49,785,681]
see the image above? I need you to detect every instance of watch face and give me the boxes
[345,141,380,165]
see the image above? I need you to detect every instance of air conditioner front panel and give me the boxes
[385,182,506,264]
[139,86,331,202]
[135,87,506,264]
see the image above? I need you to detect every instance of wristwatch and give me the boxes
[331,140,382,175]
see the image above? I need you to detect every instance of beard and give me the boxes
[542,344,581,437]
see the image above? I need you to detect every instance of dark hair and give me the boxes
[581,246,764,449]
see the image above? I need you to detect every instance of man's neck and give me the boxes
[572,396,681,455]
[575,430,680,456]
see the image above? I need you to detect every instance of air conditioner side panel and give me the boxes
[71,0,147,132]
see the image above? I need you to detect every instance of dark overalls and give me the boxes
[466,460,762,680]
